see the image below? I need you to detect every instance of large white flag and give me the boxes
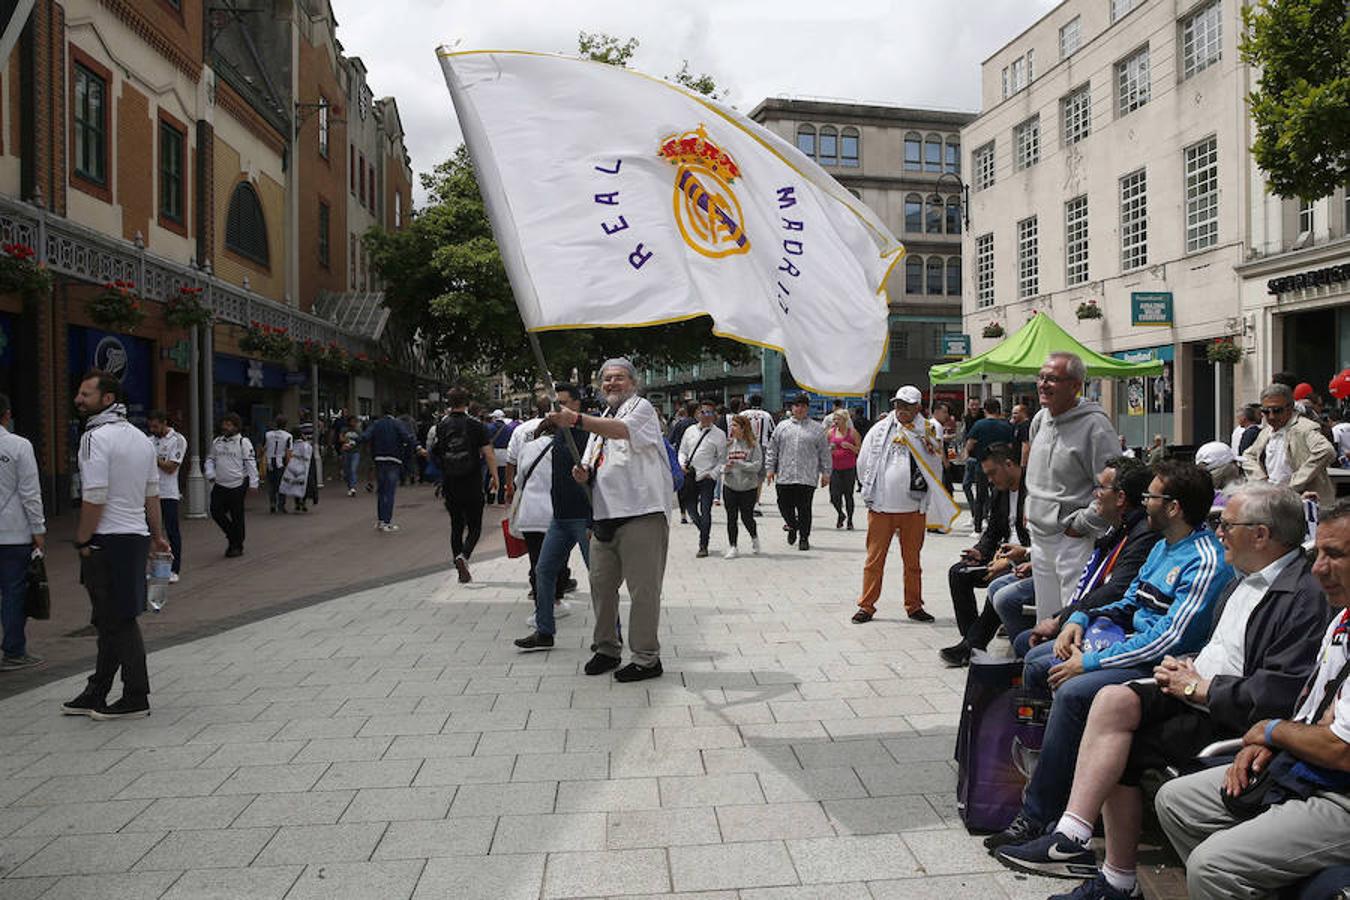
[438,49,903,395]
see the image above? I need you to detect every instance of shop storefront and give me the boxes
[67,326,156,424]
[1113,345,1175,450]
[213,353,291,444]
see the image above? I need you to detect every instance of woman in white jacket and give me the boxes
[512,423,557,606]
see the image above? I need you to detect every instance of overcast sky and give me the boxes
[330,0,1059,205]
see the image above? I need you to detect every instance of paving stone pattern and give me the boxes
[0,494,1068,899]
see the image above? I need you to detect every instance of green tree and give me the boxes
[1240,0,1350,200]
[577,31,638,67]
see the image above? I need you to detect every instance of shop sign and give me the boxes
[1131,292,1173,326]
[167,339,191,370]
[1267,263,1350,295]
[213,353,287,390]
[67,326,153,421]
[942,333,971,358]
[284,371,308,386]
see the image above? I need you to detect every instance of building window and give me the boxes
[946,196,962,235]
[395,191,403,229]
[1014,116,1040,170]
[1026,48,1035,82]
[926,195,943,234]
[317,97,330,158]
[796,124,816,159]
[1117,46,1151,116]
[349,234,357,288]
[818,126,838,166]
[840,127,859,167]
[973,142,995,191]
[926,257,944,294]
[158,119,185,226]
[318,200,330,268]
[1060,17,1082,58]
[359,89,368,121]
[72,62,108,186]
[1002,66,1009,99]
[1184,136,1219,252]
[358,154,365,200]
[1061,84,1092,146]
[904,194,923,232]
[1065,195,1089,286]
[904,132,922,171]
[944,139,960,175]
[1017,216,1039,299]
[349,144,356,194]
[1120,168,1148,270]
[976,233,994,308]
[224,182,270,267]
[1298,198,1315,235]
[1110,0,1137,23]
[924,135,942,173]
[946,257,962,296]
[905,256,923,293]
[1182,1,1222,79]
[1010,56,1028,94]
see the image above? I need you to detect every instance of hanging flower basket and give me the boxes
[294,338,326,368]
[1075,301,1103,320]
[239,321,293,360]
[0,242,52,295]
[348,351,373,375]
[163,286,213,329]
[1205,337,1244,365]
[981,322,1005,339]
[88,280,146,332]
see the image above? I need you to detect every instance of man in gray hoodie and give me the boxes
[1025,352,1120,618]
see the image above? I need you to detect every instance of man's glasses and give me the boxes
[1140,491,1174,502]
[1261,405,1289,416]
[1092,482,1119,494]
[1216,520,1261,534]
[1036,374,1071,385]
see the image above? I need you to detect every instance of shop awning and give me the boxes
[928,312,1164,385]
[314,290,390,341]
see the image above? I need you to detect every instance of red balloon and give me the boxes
[1329,369,1350,400]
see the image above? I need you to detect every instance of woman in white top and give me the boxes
[512,423,557,603]
[279,429,316,512]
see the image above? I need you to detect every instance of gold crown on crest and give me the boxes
[658,125,741,181]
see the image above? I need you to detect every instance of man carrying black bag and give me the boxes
[0,392,46,671]
[63,371,170,720]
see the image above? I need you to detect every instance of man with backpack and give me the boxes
[431,387,498,583]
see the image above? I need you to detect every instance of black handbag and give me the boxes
[25,552,49,620]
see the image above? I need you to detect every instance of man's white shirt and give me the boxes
[205,434,259,489]
[678,424,727,481]
[79,420,158,535]
[152,428,187,501]
[583,396,670,520]
[1193,548,1302,679]
[263,429,292,468]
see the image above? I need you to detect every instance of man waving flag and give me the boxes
[438,49,904,396]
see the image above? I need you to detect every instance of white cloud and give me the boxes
[330,0,1058,205]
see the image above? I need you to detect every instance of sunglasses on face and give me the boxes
[1261,405,1289,416]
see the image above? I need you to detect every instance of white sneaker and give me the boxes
[751,537,761,555]
[168,573,179,584]
[347,488,356,497]
[385,523,401,533]
[723,546,738,559]
[554,600,572,619]
[526,613,537,629]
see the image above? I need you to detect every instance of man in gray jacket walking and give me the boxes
[1025,352,1120,618]
[766,394,831,552]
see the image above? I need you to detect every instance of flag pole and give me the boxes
[526,331,585,469]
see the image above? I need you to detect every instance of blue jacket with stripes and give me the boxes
[1069,527,1234,672]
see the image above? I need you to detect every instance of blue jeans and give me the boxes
[0,544,30,657]
[683,478,716,550]
[376,461,401,525]
[343,451,360,490]
[1020,641,1153,824]
[534,518,591,636]
[160,498,181,574]
[990,574,1036,649]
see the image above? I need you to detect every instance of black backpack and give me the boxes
[434,415,479,478]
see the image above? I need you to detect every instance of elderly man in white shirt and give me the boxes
[550,358,670,683]
[205,412,259,557]
[0,392,46,671]
[678,399,728,558]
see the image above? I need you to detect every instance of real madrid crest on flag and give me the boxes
[438,49,904,396]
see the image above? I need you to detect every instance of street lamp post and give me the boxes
[934,172,969,230]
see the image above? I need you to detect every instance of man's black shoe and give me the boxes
[752,509,763,517]
[563,578,578,594]
[61,692,104,716]
[983,812,1043,852]
[787,529,797,546]
[584,653,622,676]
[907,609,936,623]
[90,697,150,721]
[798,539,810,551]
[225,546,243,558]
[939,642,972,668]
[695,548,708,558]
[514,632,555,652]
[614,661,663,683]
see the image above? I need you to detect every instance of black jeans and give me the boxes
[947,561,988,636]
[683,478,716,550]
[266,466,285,511]
[82,533,150,702]
[160,498,181,573]
[444,475,485,560]
[209,483,248,549]
[724,486,757,546]
[829,467,856,523]
[775,483,816,539]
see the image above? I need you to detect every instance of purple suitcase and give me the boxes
[954,653,1048,833]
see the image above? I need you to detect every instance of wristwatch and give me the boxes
[1183,680,1199,697]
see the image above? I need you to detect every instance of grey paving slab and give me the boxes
[823,795,948,835]
[659,773,764,808]
[371,817,496,860]
[283,860,424,900]
[787,834,919,883]
[133,826,276,871]
[214,764,329,795]
[669,840,799,892]
[555,777,660,812]
[740,886,874,900]
[122,796,255,832]
[338,787,455,823]
[13,800,152,837]
[413,755,515,787]
[10,831,167,877]
[199,741,305,768]
[381,733,479,759]
[605,807,721,849]
[492,812,606,853]
[253,822,387,866]
[541,848,670,898]
[313,759,421,791]
[159,864,303,899]
[0,875,57,899]
[756,767,869,803]
[510,750,609,782]
[447,781,557,817]
[0,835,56,878]
[27,870,181,899]
[114,767,236,800]
[715,801,835,841]
[233,791,356,827]
[411,854,546,900]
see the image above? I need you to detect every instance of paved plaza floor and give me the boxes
[0,492,1067,899]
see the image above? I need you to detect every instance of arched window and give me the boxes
[926,195,943,234]
[796,124,816,160]
[904,132,922,171]
[926,257,944,294]
[905,255,923,293]
[904,194,923,232]
[946,257,962,295]
[945,139,961,174]
[225,181,269,266]
[924,134,942,172]
[946,196,962,235]
[840,127,860,167]
[818,126,838,165]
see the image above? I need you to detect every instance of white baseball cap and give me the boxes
[490,409,505,420]
[892,386,923,405]
[1194,441,1236,472]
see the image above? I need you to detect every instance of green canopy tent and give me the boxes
[928,312,1163,385]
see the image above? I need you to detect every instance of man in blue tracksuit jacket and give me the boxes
[1008,461,1235,836]
[353,411,415,531]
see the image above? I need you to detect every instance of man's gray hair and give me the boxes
[1046,351,1087,384]
[1259,383,1294,404]
[599,357,641,390]
[1228,481,1306,549]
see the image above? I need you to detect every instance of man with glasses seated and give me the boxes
[983,462,1234,853]
[1243,383,1336,504]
